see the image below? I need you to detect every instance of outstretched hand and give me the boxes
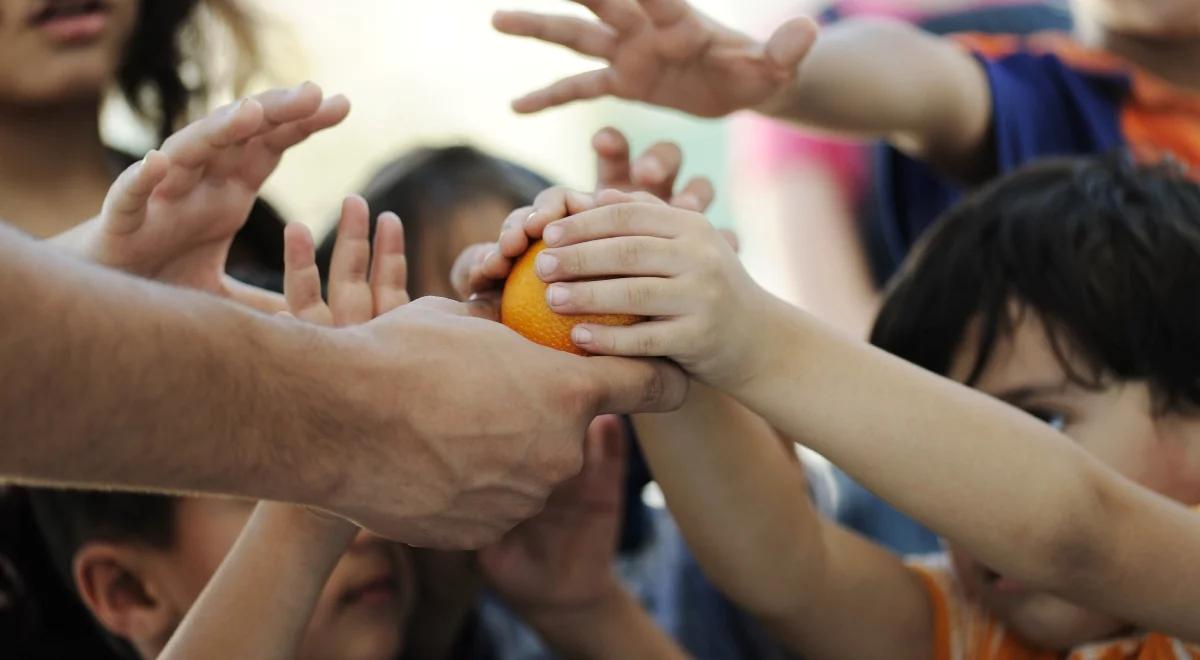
[495,0,818,117]
[55,82,350,312]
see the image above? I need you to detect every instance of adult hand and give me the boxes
[52,82,349,312]
[316,296,686,547]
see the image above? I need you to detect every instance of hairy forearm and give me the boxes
[632,383,821,619]
[758,18,990,169]
[1,224,342,504]
[160,503,357,660]
[736,302,1200,638]
[522,586,688,660]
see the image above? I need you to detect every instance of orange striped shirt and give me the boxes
[909,555,1200,660]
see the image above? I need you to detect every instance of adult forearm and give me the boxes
[1,224,339,504]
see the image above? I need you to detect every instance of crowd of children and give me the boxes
[3,0,1200,658]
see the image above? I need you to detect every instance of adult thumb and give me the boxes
[585,356,688,415]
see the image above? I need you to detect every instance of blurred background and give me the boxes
[101,0,819,296]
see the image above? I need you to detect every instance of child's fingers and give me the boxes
[498,206,534,259]
[160,98,264,171]
[261,94,351,153]
[571,320,679,358]
[283,223,334,326]
[670,177,716,212]
[101,150,169,235]
[370,212,411,314]
[546,277,686,316]
[537,235,686,284]
[493,10,618,59]
[451,243,499,299]
[253,82,324,129]
[631,142,683,200]
[511,68,617,115]
[523,187,597,241]
[541,203,688,249]
[328,196,375,326]
[569,0,646,35]
[593,126,632,191]
[764,16,820,75]
[594,188,663,208]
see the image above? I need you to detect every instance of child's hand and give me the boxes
[283,196,409,327]
[592,127,714,212]
[59,82,349,311]
[479,414,627,615]
[536,190,777,391]
[495,0,818,117]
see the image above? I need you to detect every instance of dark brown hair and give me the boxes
[871,154,1200,413]
[118,0,260,141]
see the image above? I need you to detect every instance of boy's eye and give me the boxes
[1025,408,1067,431]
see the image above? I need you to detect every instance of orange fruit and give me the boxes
[501,240,641,355]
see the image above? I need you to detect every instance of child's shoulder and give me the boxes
[904,553,1200,660]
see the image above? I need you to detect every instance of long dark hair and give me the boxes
[118,0,261,141]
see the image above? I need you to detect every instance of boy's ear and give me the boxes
[72,543,179,651]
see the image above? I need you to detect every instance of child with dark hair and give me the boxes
[316,145,552,300]
[474,154,1200,655]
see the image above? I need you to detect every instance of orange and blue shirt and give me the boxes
[874,33,1200,273]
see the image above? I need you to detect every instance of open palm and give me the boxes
[91,83,350,298]
[496,0,818,117]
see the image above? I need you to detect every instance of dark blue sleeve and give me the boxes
[870,49,1131,278]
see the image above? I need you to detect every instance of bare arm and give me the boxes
[159,504,357,660]
[500,1,991,175]
[733,302,1200,641]
[759,19,992,173]
[1,221,687,547]
[633,384,931,659]
[1,221,334,502]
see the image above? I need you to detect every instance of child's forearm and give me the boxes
[159,502,358,660]
[520,585,688,660]
[759,19,990,173]
[736,302,1200,640]
[633,384,821,621]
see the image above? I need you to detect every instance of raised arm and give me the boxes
[498,0,990,172]
[533,196,1200,641]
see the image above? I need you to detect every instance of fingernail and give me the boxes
[535,252,558,278]
[544,225,564,246]
[524,211,540,228]
[546,285,569,307]
[572,326,593,344]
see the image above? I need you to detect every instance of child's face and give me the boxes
[0,0,140,106]
[142,499,416,660]
[1074,0,1200,37]
[944,311,1200,650]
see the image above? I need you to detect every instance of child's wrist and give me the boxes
[513,577,625,631]
[519,582,637,650]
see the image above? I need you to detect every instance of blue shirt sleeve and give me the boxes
[870,45,1131,277]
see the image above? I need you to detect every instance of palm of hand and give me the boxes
[614,17,789,117]
[107,144,281,294]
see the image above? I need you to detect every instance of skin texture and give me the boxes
[463,189,1200,650]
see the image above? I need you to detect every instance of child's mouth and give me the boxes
[29,0,111,44]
